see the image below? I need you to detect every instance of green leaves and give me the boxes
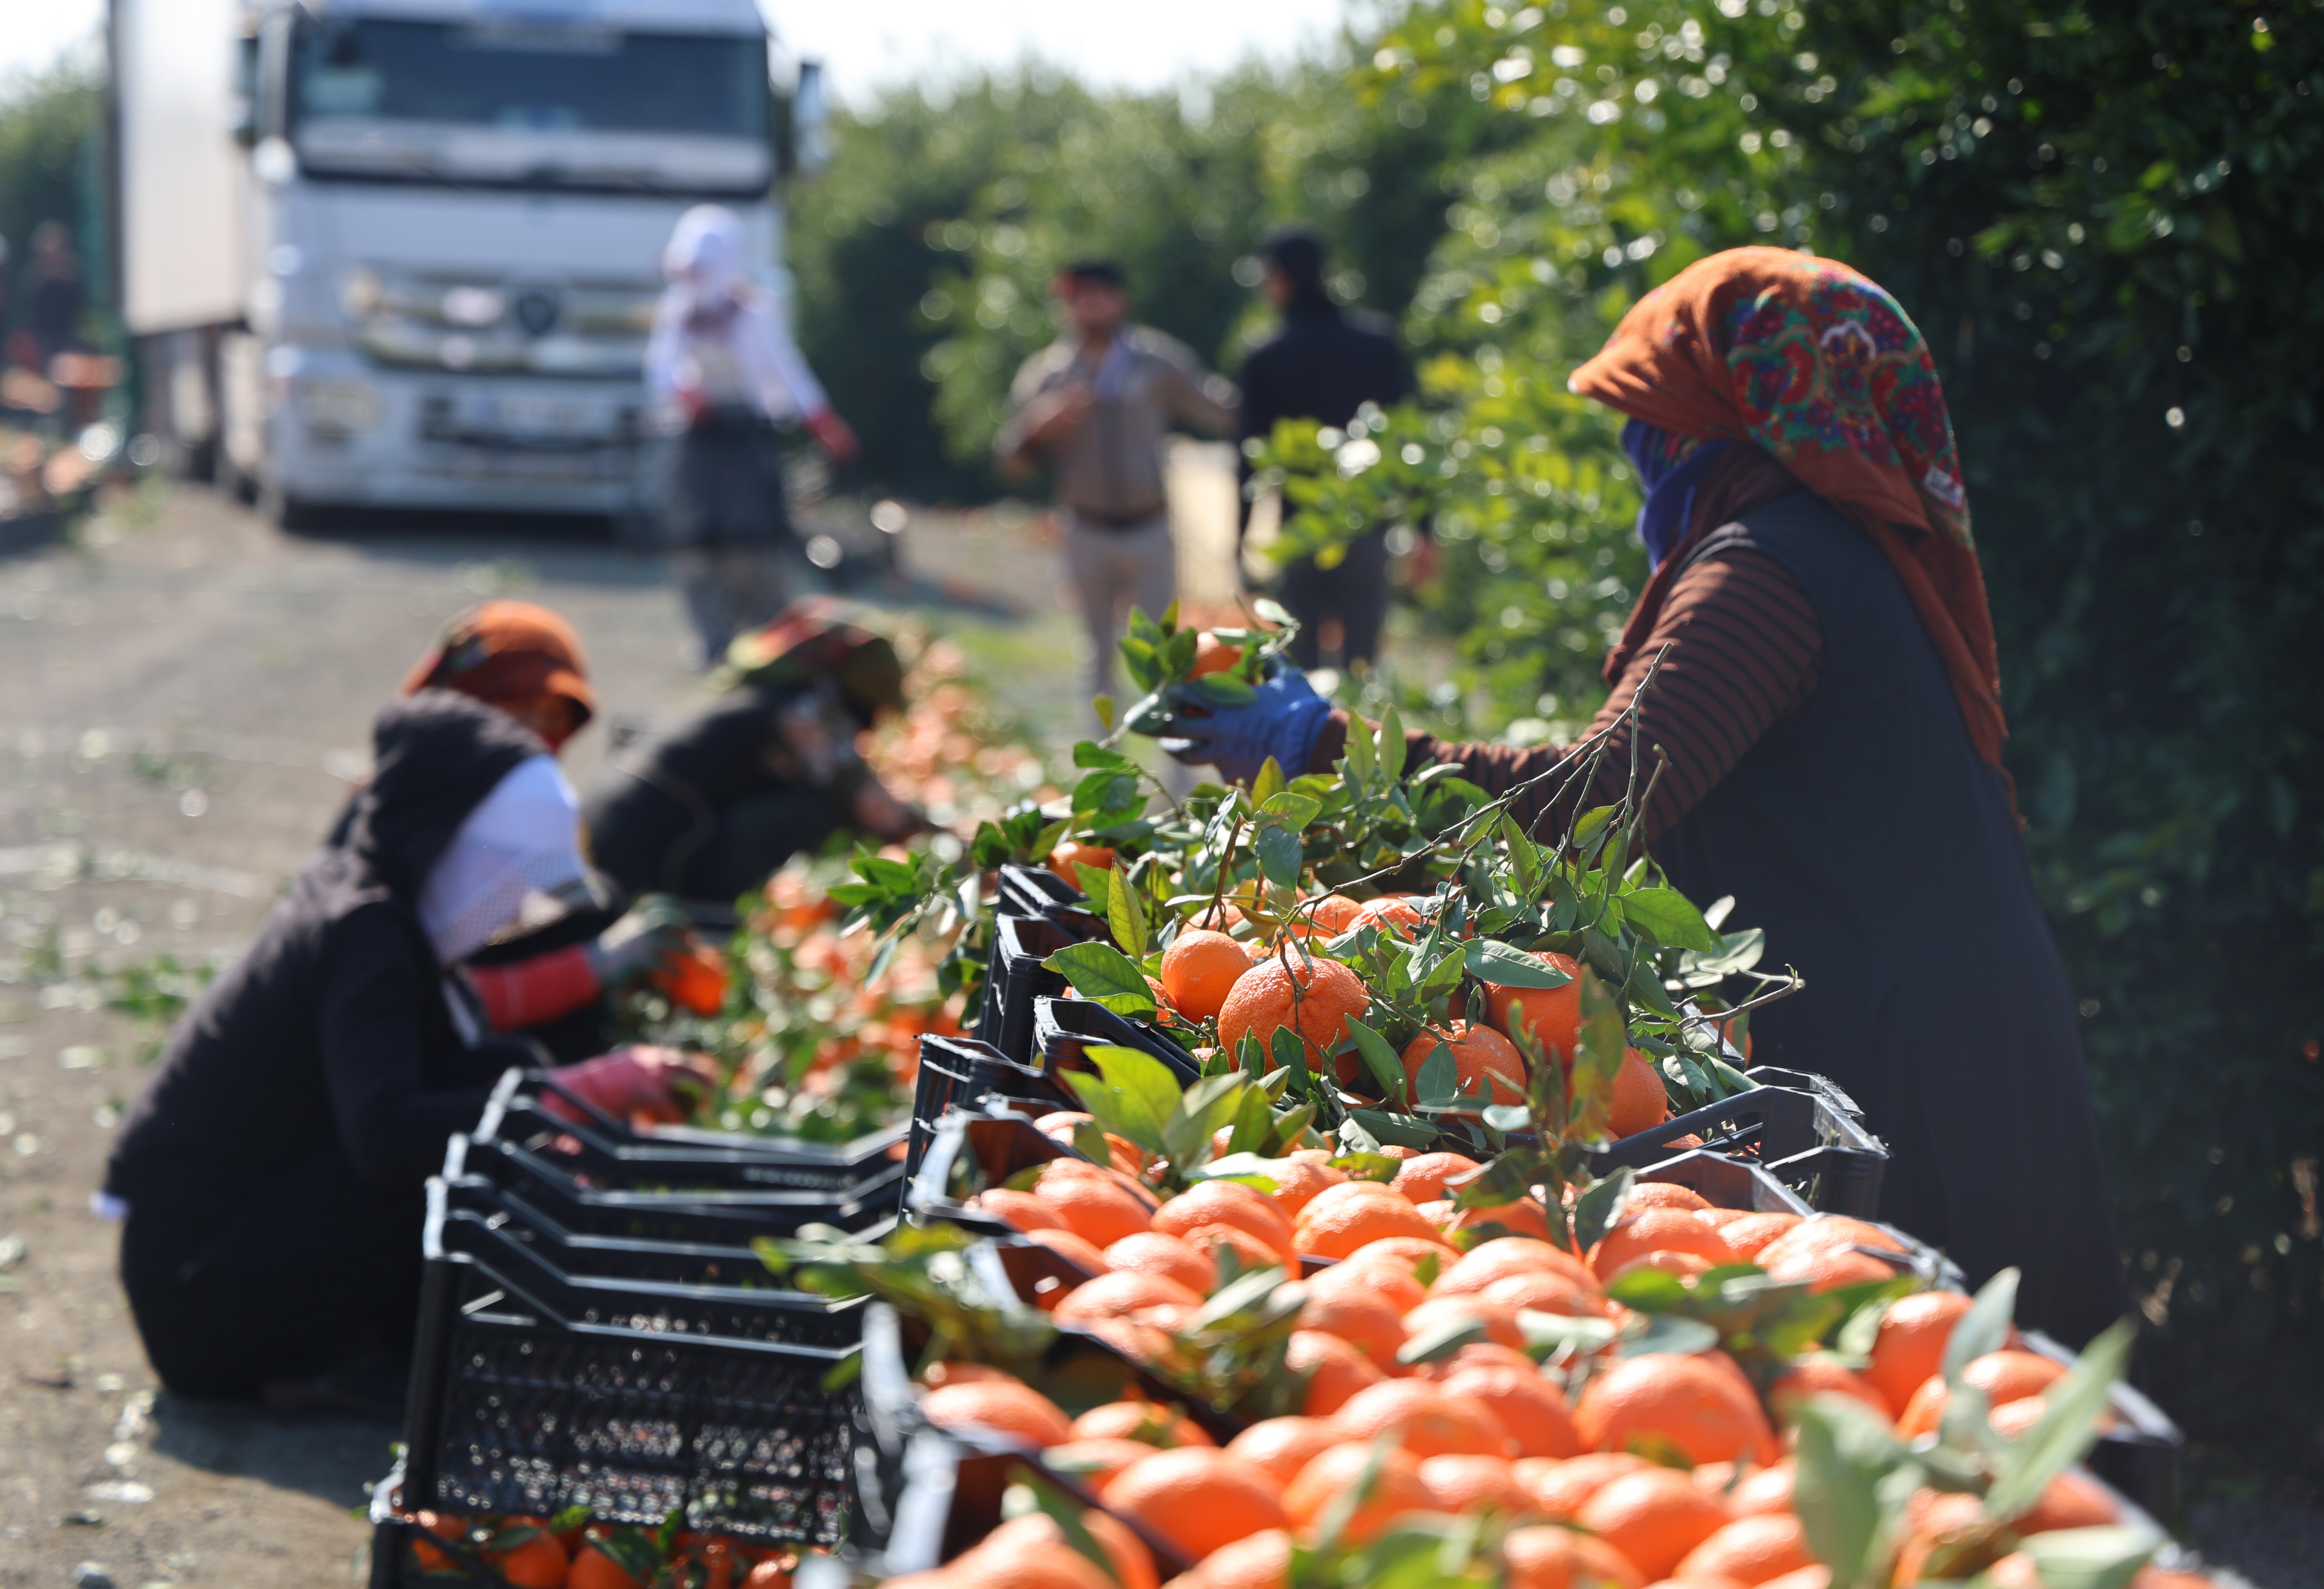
[1105,868,1150,961]
[1345,1016,1410,1108]
[1063,1043,1184,1157]
[1044,943,1156,1019]
[1571,1167,1632,1252]
[1982,1319,2136,1523]
[1790,1396,1915,1589]
[1945,1268,2021,1384]
[1463,939,1575,989]
[1618,886,1723,952]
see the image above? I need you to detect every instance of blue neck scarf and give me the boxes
[1621,419,1729,571]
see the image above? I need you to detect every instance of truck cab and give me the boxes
[118,0,806,526]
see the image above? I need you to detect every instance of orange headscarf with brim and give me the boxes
[400,601,595,735]
[1570,246,2007,772]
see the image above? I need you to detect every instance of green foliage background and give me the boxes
[794,2,2324,1468]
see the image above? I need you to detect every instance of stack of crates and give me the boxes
[368,1068,908,1586]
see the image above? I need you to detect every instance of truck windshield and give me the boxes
[293,18,766,141]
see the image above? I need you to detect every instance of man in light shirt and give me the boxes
[997,260,1237,714]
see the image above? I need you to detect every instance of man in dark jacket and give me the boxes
[583,603,928,909]
[105,692,695,1403]
[1237,228,1421,671]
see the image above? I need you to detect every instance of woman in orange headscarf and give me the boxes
[1161,248,2127,1345]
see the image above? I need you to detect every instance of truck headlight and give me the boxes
[300,380,380,437]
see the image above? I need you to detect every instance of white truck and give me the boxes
[111,0,823,527]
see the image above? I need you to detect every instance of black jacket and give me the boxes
[1236,301,1414,535]
[106,692,547,1217]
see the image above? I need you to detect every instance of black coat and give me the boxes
[1235,302,1413,536]
[1654,493,2129,1346]
[106,692,548,1222]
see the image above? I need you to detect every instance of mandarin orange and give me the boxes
[1215,954,1369,1071]
[973,1187,1066,1233]
[1610,1048,1673,1138]
[1577,1466,1734,1579]
[1153,1179,1296,1258]
[1306,1254,1427,1317]
[1281,1442,1433,1544]
[1052,1269,1204,1327]
[1439,1362,1583,1460]
[1673,1514,1815,1584]
[1590,1208,1740,1281]
[1503,1523,1648,1589]
[1432,1236,1601,1297]
[921,1379,1076,1449]
[1769,1359,1892,1423]
[1332,1379,1516,1458]
[1044,1436,1163,1489]
[1480,950,1585,1053]
[1518,1451,1656,1519]
[1286,1328,1386,1415]
[1294,1181,1449,1259]
[1714,1213,1804,1260]
[1390,1151,1485,1205]
[1172,1529,1292,1589]
[1419,1452,1534,1515]
[1574,1353,1779,1467]
[1102,1231,1214,1295]
[1224,1416,1343,1487]
[1861,1292,1972,1414]
[1033,1167,1155,1246]
[1071,1399,1216,1448]
[1101,1448,1290,1562]
[1401,1293,1528,1353]
[1297,1288,1408,1371]
[1160,930,1257,1021]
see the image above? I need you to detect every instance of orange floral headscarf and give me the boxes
[1571,247,2007,771]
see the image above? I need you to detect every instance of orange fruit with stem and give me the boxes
[484,1523,568,1589]
[921,1379,1077,1449]
[1354,894,1432,934]
[1192,633,1245,676]
[1610,1048,1673,1138]
[1306,1254,1427,1317]
[1574,1353,1780,1467]
[1305,894,1365,934]
[1673,1512,1816,1584]
[1177,1222,1286,1275]
[1100,1447,1290,1562]
[1438,1362,1583,1460]
[1044,1437,1161,1489]
[1480,1268,1610,1320]
[1714,1212,1804,1260]
[1153,1179,1297,1259]
[1160,929,1257,1021]
[1443,1194,1564,1245]
[1281,1442,1434,1544]
[1332,1379,1516,1459]
[1052,1269,1204,1327]
[1577,1465,1734,1579]
[1431,1237,1601,1298]
[1626,1183,1712,1212]
[1294,1181,1450,1259]
[1399,1024,1528,1110]
[1286,1329,1386,1415]
[1481,950,1585,1057]
[1503,1523,1649,1589]
[1049,840,1117,882]
[971,1187,1067,1234]
[1102,1231,1215,1295]
[1861,1291,1973,1413]
[1893,1350,2067,1438]
[1770,1359,1893,1423]
[949,1515,1126,1589]
[1400,1293,1528,1353]
[1172,1530,1293,1589]
[1256,1155,1345,1217]
[1418,1452,1534,1515]
[1071,1399,1216,1448]
[1216,954,1370,1072]
[1032,1166,1155,1247]
[1349,1233,1462,1275]
[1589,1208,1739,1281]
[1224,1417,1343,1487]
[1390,1151,1484,1205]
[1296,1288,1408,1371]
[1023,1227,1112,1277]
[1516,1451,1655,1520]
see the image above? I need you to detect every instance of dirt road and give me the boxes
[0,482,1080,1588]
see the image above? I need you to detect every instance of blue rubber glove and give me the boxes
[1156,666,1332,785]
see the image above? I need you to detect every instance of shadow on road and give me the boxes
[149,1393,402,1510]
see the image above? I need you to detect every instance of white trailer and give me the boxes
[112,0,819,526]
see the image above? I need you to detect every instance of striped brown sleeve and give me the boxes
[1312,549,1821,840]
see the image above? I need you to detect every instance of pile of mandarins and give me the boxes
[910,1153,2202,1589]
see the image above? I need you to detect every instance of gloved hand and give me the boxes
[804,406,860,466]
[1154,665,1333,785]
[545,1045,716,1126]
[587,896,695,991]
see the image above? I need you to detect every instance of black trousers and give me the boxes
[1277,529,1391,669]
[118,1141,425,1399]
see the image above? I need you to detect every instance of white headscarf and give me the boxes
[418,754,590,967]
[663,204,747,325]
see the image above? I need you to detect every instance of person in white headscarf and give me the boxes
[103,692,702,1408]
[647,204,859,667]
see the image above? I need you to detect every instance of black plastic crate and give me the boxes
[435,1172,865,1311]
[1031,995,1201,1084]
[487,1068,910,1196]
[446,1130,905,1248]
[903,1035,1082,1187]
[396,1182,866,1548]
[995,863,1085,918]
[1587,1071,1890,1218]
[973,911,1102,1062]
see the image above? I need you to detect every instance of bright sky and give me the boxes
[0,0,1350,103]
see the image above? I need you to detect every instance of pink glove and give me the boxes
[804,406,859,466]
[545,1045,714,1126]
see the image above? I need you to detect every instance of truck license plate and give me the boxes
[467,394,598,436]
